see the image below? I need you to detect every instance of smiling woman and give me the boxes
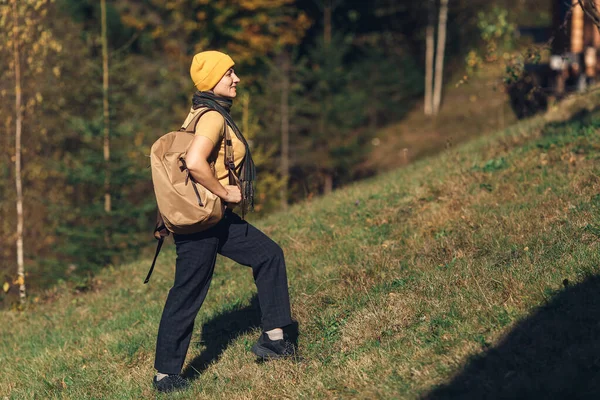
[151,50,297,393]
[212,68,240,98]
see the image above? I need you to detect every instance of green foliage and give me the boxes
[472,157,508,173]
[48,106,155,275]
[477,7,517,54]
[0,0,504,297]
[108,0,311,64]
[482,157,508,173]
[463,5,549,88]
[292,34,369,188]
[236,91,285,215]
[465,7,518,76]
[352,47,424,125]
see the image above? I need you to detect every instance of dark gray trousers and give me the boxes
[154,210,293,374]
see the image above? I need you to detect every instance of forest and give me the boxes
[1,0,554,304]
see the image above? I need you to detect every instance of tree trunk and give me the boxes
[12,0,25,304]
[424,0,435,115]
[280,50,290,210]
[101,0,111,215]
[323,173,333,195]
[101,0,111,264]
[241,94,251,145]
[433,0,449,115]
[324,0,332,45]
[322,1,333,195]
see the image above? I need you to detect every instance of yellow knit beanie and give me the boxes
[190,51,235,91]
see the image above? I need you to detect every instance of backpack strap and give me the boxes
[180,107,215,133]
[144,211,170,284]
[183,108,238,188]
[223,122,240,187]
[145,109,235,284]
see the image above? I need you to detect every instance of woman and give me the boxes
[153,50,295,393]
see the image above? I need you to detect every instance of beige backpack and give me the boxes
[145,108,237,283]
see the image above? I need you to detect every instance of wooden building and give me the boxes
[508,1,600,118]
[552,0,600,82]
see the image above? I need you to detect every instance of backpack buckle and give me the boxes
[179,157,187,172]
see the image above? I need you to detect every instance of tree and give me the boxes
[312,0,342,194]
[1,0,158,281]
[293,34,368,194]
[113,0,311,67]
[424,0,435,115]
[0,0,62,303]
[279,50,291,209]
[273,5,312,209]
[113,0,311,210]
[11,0,25,304]
[433,0,449,115]
[239,92,285,214]
[101,0,111,264]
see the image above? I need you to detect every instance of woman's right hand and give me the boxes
[222,185,242,205]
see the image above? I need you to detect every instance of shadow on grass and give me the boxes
[182,294,299,380]
[423,275,600,399]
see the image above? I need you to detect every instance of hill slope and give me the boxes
[364,65,516,174]
[1,94,600,399]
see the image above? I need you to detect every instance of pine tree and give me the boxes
[293,34,368,194]
[101,0,112,265]
[279,50,291,210]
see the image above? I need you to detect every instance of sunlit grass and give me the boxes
[1,93,600,399]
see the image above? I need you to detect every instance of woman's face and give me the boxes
[212,68,240,98]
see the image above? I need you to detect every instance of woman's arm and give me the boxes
[185,135,241,204]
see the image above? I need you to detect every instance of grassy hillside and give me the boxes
[1,92,600,399]
[364,64,517,174]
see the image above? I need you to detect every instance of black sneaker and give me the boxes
[251,332,296,360]
[152,374,190,393]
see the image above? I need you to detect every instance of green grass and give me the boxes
[2,93,600,399]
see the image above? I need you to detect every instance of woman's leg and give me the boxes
[217,211,293,332]
[154,231,220,374]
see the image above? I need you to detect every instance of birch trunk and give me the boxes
[424,0,435,116]
[12,0,25,303]
[433,0,449,115]
[280,51,290,210]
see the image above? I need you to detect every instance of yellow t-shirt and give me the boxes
[181,107,246,186]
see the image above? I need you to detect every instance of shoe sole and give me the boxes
[153,384,189,393]
[152,379,189,393]
[251,343,291,360]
